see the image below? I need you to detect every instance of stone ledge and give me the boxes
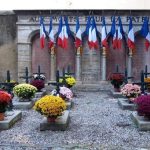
[0,110,22,130]
[40,110,69,131]
[131,112,150,131]
[66,101,73,110]
[34,89,47,98]
[118,98,136,111]
[13,101,34,109]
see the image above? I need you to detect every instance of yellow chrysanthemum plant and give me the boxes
[144,77,150,90]
[13,83,37,101]
[59,75,76,88]
[33,95,66,118]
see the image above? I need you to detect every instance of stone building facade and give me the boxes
[0,10,150,84]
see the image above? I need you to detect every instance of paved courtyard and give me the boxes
[0,91,150,150]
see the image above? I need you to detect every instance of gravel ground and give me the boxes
[0,91,150,150]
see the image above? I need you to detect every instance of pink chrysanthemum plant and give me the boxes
[121,83,141,102]
[59,86,73,101]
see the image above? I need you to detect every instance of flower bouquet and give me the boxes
[59,87,73,101]
[33,95,66,122]
[0,91,12,120]
[13,83,37,101]
[134,95,150,119]
[30,80,45,92]
[108,73,124,91]
[121,83,141,102]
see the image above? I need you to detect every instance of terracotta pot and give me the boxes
[47,116,57,123]
[0,112,5,121]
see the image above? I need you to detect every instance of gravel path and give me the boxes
[0,91,150,150]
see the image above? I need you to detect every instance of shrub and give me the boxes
[30,80,44,92]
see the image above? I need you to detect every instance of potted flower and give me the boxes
[144,77,150,92]
[59,87,73,101]
[33,74,46,80]
[0,91,12,121]
[108,73,125,92]
[13,83,37,101]
[121,83,141,103]
[30,80,45,92]
[33,95,66,122]
[134,95,150,119]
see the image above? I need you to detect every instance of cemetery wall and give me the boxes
[0,11,17,81]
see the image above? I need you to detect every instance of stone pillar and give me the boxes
[17,42,32,83]
[128,48,133,78]
[50,46,56,81]
[101,47,107,81]
[75,47,82,83]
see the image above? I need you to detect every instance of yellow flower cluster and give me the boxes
[13,83,37,99]
[66,76,76,86]
[33,95,66,117]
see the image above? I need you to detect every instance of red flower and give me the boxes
[0,91,12,104]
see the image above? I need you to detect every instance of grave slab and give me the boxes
[118,98,136,111]
[40,110,69,131]
[131,112,150,131]
[0,110,22,130]
[13,100,34,109]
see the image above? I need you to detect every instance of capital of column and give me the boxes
[76,46,82,55]
[50,46,56,55]
[129,48,133,57]
[102,47,107,56]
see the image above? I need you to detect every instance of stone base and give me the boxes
[118,98,136,111]
[34,89,46,98]
[0,110,22,130]
[110,89,124,98]
[40,110,69,131]
[13,100,34,109]
[66,101,73,110]
[131,112,150,131]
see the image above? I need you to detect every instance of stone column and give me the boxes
[101,47,107,81]
[128,48,133,78]
[75,47,82,83]
[50,46,56,81]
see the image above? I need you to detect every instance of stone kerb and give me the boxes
[118,98,136,111]
[40,110,70,131]
[131,112,150,131]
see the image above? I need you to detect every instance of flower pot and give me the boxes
[47,116,57,123]
[0,112,5,121]
[19,98,31,102]
[114,87,120,92]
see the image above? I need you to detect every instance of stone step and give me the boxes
[72,82,113,92]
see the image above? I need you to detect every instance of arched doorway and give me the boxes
[56,36,76,75]
[106,36,127,79]
[31,33,51,81]
[133,34,150,80]
[82,35,101,84]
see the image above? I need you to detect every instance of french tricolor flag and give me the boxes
[57,16,64,48]
[40,16,46,49]
[63,16,69,49]
[117,17,124,50]
[101,17,108,49]
[140,17,150,51]
[75,17,82,48]
[91,17,98,49]
[48,17,54,49]
[110,16,117,49]
[127,17,135,50]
